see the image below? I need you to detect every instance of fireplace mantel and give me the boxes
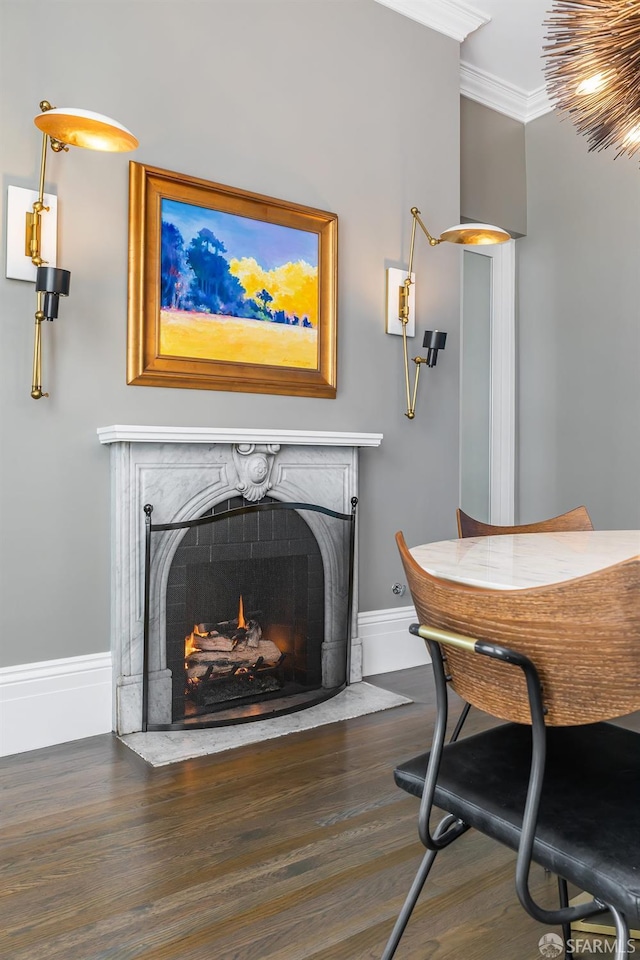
[98,424,382,734]
[97,425,383,447]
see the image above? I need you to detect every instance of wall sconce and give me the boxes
[386,206,510,419]
[7,100,138,399]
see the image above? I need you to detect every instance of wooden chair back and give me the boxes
[456,505,593,539]
[396,531,640,726]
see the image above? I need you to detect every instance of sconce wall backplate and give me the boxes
[6,185,58,282]
[386,267,415,337]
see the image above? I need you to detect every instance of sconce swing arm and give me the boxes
[28,101,67,269]
[29,102,71,400]
[400,208,444,420]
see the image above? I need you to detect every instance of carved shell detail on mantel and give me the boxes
[232,443,281,502]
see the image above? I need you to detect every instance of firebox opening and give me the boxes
[176,554,322,720]
[163,497,341,727]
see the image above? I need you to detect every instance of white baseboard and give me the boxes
[0,652,112,757]
[0,605,428,757]
[359,606,430,677]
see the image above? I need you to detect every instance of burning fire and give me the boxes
[185,596,247,663]
[185,628,200,659]
[182,597,283,705]
[237,594,246,630]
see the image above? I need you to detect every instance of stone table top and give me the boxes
[409,530,640,590]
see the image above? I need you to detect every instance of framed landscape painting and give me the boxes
[127,162,337,397]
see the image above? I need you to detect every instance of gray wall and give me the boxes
[0,0,464,668]
[461,96,527,237]
[518,110,640,528]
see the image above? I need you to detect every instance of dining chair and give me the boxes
[456,504,594,539]
[450,504,594,741]
[381,532,640,960]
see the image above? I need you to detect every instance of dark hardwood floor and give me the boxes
[0,668,628,959]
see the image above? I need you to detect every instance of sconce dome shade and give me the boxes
[439,223,511,245]
[34,107,138,152]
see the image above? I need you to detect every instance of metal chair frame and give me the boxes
[382,622,630,960]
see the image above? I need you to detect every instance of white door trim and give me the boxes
[460,239,516,525]
[489,239,516,524]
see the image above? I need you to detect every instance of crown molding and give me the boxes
[373,2,555,122]
[460,61,553,124]
[525,85,555,123]
[373,0,490,42]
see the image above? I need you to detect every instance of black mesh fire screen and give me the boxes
[142,497,357,730]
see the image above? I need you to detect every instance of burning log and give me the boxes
[230,619,262,649]
[245,620,262,648]
[180,589,293,708]
[184,618,282,681]
[195,634,236,653]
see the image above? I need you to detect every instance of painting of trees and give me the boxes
[161,221,188,309]
[158,195,322,369]
[255,288,274,317]
[128,162,338,397]
[186,228,246,314]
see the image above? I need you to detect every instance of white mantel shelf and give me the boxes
[97,425,383,447]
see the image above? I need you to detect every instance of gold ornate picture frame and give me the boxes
[127,162,337,397]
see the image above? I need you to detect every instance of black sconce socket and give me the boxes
[35,266,71,321]
[422,329,447,367]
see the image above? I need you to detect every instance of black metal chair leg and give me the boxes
[609,904,631,959]
[449,700,471,743]
[557,876,572,957]
[381,846,439,960]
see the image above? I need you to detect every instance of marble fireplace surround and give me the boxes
[97,426,383,735]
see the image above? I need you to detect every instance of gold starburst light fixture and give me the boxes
[543,0,640,158]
